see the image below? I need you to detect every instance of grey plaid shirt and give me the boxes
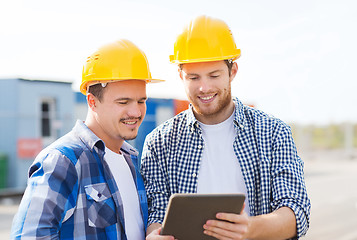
[141,97,310,238]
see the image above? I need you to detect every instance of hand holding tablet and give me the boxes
[161,193,246,239]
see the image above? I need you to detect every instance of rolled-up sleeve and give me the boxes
[140,133,171,226]
[271,123,311,238]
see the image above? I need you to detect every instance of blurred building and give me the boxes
[0,79,189,190]
[0,78,74,189]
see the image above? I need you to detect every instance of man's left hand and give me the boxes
[203,212,250,240]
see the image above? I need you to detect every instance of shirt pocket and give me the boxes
[84,183,117,228]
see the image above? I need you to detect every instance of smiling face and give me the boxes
[180,60,238,124]
[86,80,147,152]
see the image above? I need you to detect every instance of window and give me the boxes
[40,98,56,143]
[41,102,51,137]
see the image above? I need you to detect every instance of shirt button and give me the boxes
[198,145,202,149]
[191,127,195,132]
[192,173,197,177]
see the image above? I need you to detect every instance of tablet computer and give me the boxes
[160,193,245,239]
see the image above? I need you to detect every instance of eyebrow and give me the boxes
[114,97,147,101]
[208,69,223,75]
[186,73,199,77]
[186,69,223,76]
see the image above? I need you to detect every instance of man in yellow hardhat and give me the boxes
[142,16,311,239]
[11,39,164,239]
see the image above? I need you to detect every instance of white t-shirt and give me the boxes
[197,112,250,215]
[104,147,145,240]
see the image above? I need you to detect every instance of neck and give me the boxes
[85,113,123,154]
[194,100,235,125]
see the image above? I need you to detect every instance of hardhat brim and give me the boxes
[80,78,165,95]
[169,52,241,64]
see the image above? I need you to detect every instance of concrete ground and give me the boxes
[302,154,357,239]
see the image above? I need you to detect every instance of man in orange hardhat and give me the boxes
[12,39,165,239]
[142,15,311,240]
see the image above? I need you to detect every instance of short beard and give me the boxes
[192,84,232,118]
[119,116,142,140]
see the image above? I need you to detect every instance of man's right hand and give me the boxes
[146,223,175,240]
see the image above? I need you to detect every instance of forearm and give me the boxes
[247,207,297,240]
[141,148,170,236]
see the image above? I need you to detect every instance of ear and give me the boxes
[87,93,98,111]
[178,68,184,81]
[230,62,238,82]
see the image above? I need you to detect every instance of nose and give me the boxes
[198,78,211,93]
[127,102,143,118]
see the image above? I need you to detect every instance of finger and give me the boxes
[204,229,231,240]
[203,226,244,240]
[146,228,175,240]
[216,212,249,225]
[204,220,248,238]
[240,202,246,214]
[216,212,238,222]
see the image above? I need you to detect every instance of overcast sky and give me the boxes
[1,0,356,125]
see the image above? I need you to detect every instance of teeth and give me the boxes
[201,95,214,100]
[124,121,136,125]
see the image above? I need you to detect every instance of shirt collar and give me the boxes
[73,120,104,151]
[186,104,199,131]
[232,97,247,130]
[72,120,138,156]
[121,141,139,156]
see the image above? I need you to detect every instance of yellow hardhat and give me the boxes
[80,39,164,95]
[169,15,241,64]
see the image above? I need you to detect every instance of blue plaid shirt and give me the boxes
[11,120,148,240]
[141,97,310,238]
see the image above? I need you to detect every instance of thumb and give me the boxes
[240,202,246,214]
